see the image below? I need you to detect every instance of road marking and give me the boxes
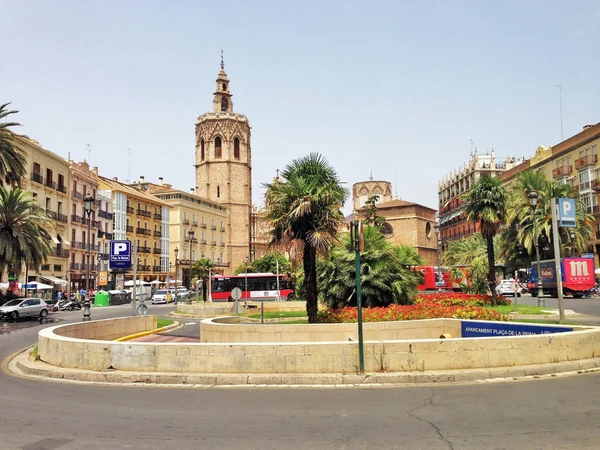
[185,322,197,325]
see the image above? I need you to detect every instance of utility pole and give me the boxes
[557,85,564,141]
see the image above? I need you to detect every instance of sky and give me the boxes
[2,0,600,213]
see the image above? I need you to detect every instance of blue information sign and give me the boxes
[558,198,576,228]
[461,321,573,337]
[109,240,132,270]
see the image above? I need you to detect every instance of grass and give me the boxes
[157,319,175,328]
[245,311,307,319]
[487,304,548,315]
[29,345,40,361]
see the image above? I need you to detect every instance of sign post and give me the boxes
[552,199,566,323]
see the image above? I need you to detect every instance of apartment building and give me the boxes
[131,177,229,283]
[18,135,70,287]
[98,176,170,282]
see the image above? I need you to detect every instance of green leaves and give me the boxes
[0,103,27,187]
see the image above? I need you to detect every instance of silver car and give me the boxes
[0,298,49,320]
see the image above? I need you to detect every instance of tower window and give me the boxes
[215,137,222,158]
[221,97,228,112]
[222,83,227,90]
[217,186,220,198]
[200,139,205,160]
[234,137,240,159]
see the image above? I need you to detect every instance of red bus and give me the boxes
[413,266,453,291]
[211,273,296,301]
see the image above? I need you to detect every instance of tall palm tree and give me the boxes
[263,153,347,323]
[318,226,423,309]
[0,103,28,186]
[0,187,54,278]
[192,258,213,301]
[443,234,497,294]
[463,175,507,304]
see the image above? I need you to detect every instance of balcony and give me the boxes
[70,262,82,271]
[153,247,161,254]
[45,179,56,189]
[126,206,134,214]
[154,213,162,220]
[191,221,198,227]
[71,215,83,224]
[91,220,101,228]
[136,227,151,236]
[211,240,217,246]
[552,166,572,178]
[211,225,217,230]
[100,253,110,261]
[200,223,207,228]
[138,246,151,254]
[137,209,151,218]
[57,213,68,223]
[153,230,162,238]
[200,239,207,245]
[139,265,151,272]
[98,209,112,219]
[592,179,600,192]
[72,190,83,200]
[220,242,225,247]
[220,226,225,232]
[576,154,598,169]
[55,248,70,258]
[30,172,44,185]
[591,205,600,215]
[191,237,198,244]
[152,265,162,272]
[57,184,67,194]
[183,219,190,225]
[45,209,57,220]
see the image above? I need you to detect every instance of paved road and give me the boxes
[3,303,600,449]
[513,293,600,325]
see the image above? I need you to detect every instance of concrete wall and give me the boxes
[201,318,460,343]
[37,317,600,375]
[177,301,307,317]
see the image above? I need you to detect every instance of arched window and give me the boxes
[222,83,227,90]
[221,97,228,112]
[234,137,240,159]
[215,137,222,158]
[200,139,205,160]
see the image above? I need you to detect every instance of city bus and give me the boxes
[211,273,296,301]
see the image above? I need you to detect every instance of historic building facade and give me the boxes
[352,178,393,212]
[194,62,252,273]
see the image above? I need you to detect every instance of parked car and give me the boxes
[151,289,169,305]
[176,287,188,299]
[495,279,523,297]
[0,298,49,320]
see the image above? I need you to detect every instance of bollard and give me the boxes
[261,301,264,324]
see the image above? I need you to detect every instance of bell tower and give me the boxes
[195,57,252,274]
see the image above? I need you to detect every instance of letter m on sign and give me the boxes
[569,260,590,277]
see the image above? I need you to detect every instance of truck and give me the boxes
[530,257,595,298]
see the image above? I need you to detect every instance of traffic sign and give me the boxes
[109,240,132,269]
[231,287,242,300]
[558,198,576,228]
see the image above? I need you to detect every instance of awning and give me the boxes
[58,235,71,246]
[51,235,60,244]
[40,275,68,285]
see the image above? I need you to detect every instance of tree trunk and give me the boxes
[202,277,207,302]
[486,235,497,306]
[303,243,318,323]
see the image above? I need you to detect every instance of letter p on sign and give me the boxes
[114,242,127,254]
[558,198,576,228]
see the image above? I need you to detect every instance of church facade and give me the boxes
[194,62,252,273]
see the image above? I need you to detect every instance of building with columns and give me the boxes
[194,61,252,273]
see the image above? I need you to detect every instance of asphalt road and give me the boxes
[2,303,600,449]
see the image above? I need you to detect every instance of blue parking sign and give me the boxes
[558,198,576,228]
[110,240,132,269]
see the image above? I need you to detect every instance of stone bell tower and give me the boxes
[195,58,252,273]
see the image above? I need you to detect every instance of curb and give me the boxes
[114,321,181,342]
[9,349,600,389]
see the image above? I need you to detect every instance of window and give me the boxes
[217,186,220,198]
[200,139,205,160]
[221,97,228,112]
[222,83,227,90]
[234,137,240,159]
[215,137,222,158]
[33,162,41,174]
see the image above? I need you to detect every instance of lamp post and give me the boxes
[570,231,576,256]
[188,230,195,291]
[434,222,442,290]
[174,247,179,293]
[529,191,545,307]
[83,193,95,321]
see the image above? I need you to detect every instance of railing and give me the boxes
[220,226,225,232]
[72,191,83,200]
[57,213,68,223]
[70,263,82,271]
[191,221,198,227]
[136,228,151,236]
[71,215,83,224]
[31,172,44,185]
[592,205,600,215]
[45,180,56,189]
[183,219,190,225]
[91,220,101,228]
[137,209,151,218]
[153,247,161,254]
[210,241,216,246]
[100,253,110,261]
[55,248,70,258]
[191,237,198,244]
[45,209,57,220]
[98,209,110,219]
[138,246,151,253]
[575,154,598,169]
[126,225,134,233]
[153,230,162,237]
[152,265,162,272]
[57,184,67,194]
[220,242,225,247]
[154,213,162,220]
[126,206,134,214]
[200,223,207,228]
[200,239,207,245]
[139,265,151,271]
[552,166,572,178]
[211,225,217,230]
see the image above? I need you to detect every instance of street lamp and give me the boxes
[188,230,195,291]
[433,222,442,290]
[83,193,95,321]
[528,191,545,307]
[570,231,576,256]
[174,247,179,293]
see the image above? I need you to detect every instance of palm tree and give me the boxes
[0,103,28,186]
[192,258,213,301]
[263,153,348,323]
[0,187,54,279]
[318,226,423,309]
[463,175,507,304]
[443,234,497,294]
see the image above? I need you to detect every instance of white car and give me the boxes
[151,289,169,304]
[0,298,49,320]
[176,287,188,298]
[495,279,523,297]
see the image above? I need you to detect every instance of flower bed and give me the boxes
[318,293,509,323]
